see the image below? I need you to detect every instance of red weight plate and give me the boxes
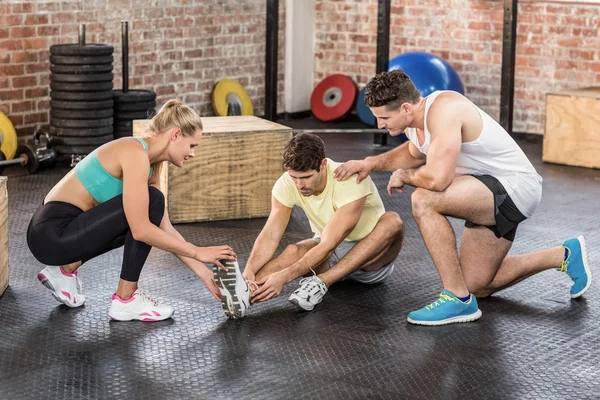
[310,74,357,122]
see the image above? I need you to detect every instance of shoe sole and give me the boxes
[214,264,247,319]
[289,296,316,311]
[108,310,174,322]
[37,272,83,308]
[407,309,482,326]
[571,235,592,299]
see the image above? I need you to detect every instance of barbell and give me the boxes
[0,132,58,174]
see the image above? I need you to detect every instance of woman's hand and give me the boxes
[194,245,237,270]
[197,266,222,301]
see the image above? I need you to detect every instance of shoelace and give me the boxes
[425,293,456,311]
[136,290,159,307]
[247,280,260,293]
[559,248,571,276]
[74,274,83,295]
[298,276,326,295]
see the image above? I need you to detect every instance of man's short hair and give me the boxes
[364,69,421,110]
[282,133,326,172]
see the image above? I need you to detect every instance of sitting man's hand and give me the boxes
[333,159,374,183]
[242,269,256,283]
[242,270,259,297]
[251,271,288,304]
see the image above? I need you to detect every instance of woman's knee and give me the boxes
[148,186,165,225]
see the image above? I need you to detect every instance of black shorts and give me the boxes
[464,175,527,242]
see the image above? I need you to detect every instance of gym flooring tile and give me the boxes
[1,128,599,400]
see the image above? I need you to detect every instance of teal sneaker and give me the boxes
[560,235,592,298]
[407,289,482,326]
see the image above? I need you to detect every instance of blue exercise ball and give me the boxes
[388,52,465,96]
[356,86,376,127]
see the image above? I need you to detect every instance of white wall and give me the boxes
[284,0,315,113]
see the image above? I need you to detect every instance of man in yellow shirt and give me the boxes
[243,133,404,311]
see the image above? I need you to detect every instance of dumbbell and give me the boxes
[0,134,58,174]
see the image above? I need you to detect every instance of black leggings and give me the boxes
[26,187,165,282]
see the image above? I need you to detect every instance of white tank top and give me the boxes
[406,91,542,218]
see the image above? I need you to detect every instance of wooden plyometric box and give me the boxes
[0,177,8,297]
[134,116,293,223]
[543,87,600,169]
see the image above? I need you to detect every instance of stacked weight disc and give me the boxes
[112,90,156,138]
[49,43,114,155]
[310,74,357,122]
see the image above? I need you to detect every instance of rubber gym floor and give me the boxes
[1,124,599,400]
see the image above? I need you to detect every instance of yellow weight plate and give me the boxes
[211,79,254,116]
[0,112,18,160]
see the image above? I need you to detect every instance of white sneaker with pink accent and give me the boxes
[108,289,174,322]
[37,265,85,308]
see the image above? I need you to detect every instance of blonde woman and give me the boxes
[27,99,237,321]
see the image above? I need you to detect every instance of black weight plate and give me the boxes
[51,64,113,74]
[113,127,132,133]
[49,126,113,137]
[114,101,156,112]
[50,81,113,93]
[114,111,152,120]
[50,117,113,129]
[50,55,114,65]
[50,44,114,57]
[15,144,39,174]
[54,144,99,155]
[113,126,132,132]
[113,90,156,103]
[50,73,114,83]
[50,99,114,111]
[113,120,132,128]
[50,108,113,120]
[50,91,114,101]
[52,134,114,146]
[41,147,58,170]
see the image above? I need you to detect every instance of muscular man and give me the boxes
[242,133,404,311]
[334,69,591,325]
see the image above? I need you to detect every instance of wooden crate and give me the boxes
[543,87,600,169]
[134,116,292,223]
[0,177,8,297]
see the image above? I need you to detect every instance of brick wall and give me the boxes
[314,0,600,135]
[0,0,286,138]
[3,0,598,138]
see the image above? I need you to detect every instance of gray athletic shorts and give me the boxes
[312,236,395,284]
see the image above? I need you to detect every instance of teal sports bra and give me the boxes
[75,137,154,204]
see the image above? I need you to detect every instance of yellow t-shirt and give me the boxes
[272,158,385,241]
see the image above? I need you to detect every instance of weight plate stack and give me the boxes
[113,90,157,139]
[49,43,115,155]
